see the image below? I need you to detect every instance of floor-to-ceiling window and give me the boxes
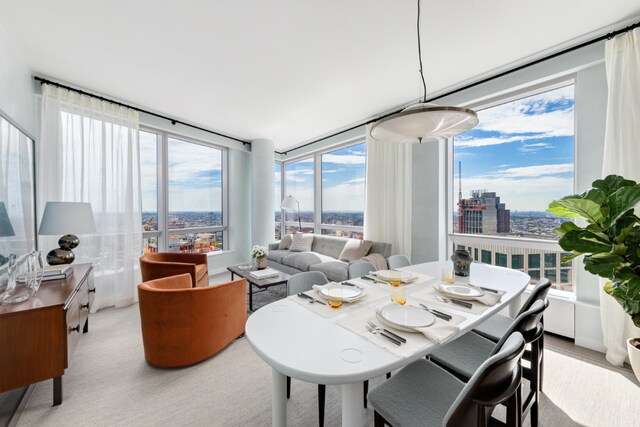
[450,82,575,293]
[279,139,367,239]
[283,157,315,234]
[320,142,366,238]
[274,162,281,239]
[140,128,227,253]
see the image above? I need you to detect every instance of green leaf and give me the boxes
[558,230,612,254]
[583,253,626,278]
[581,188,607,206]
[560,252,582,263]
[593,175,637,196]
[554,221,582,236]
[605,185,640,228]
[612,214,638,244]
[609,277,640,316]
[547,197,604,223]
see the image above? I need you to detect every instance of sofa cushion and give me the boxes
[282,252,335,271]
[278,234,293,250]
[310,234,349,259]
[289,233,314,252]
[266,249,291,264]
[309,261,349,282]
[339,239,373,261]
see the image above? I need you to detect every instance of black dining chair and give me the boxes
[473,278,551,391]
[429,299,549,426]
[285,271,329,427]
[368,332,526,427]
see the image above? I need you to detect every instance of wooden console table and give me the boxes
[0,263,94,406]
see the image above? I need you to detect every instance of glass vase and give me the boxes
[0,251,44,304]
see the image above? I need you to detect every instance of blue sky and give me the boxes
[453,85,575,212]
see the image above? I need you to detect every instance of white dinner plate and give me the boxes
[376,270,416,283]
[378,304,435,328]
[320,286,361,300]
[375,312,422,333]
[437,283,484,300]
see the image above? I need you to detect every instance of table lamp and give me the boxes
[281,195,301,232]
[38,202,96,265]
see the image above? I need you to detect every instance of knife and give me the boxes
[479,286,499,294]
[418,303,452,320]
[450,298,473,308]
[297,292,326,305]
[342,281,363,289]
[382,328,407,343]
[378,331,402,346]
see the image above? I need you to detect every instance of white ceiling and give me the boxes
[2,1,639,150]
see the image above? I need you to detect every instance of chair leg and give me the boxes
[530,341,540,427]
[386,372,391,379]
[363,380,368,408]
[286,376,291,399]
[318,384,326,427]
[539,332,544,392]
[374,410,386,427]
[506,387,520,427]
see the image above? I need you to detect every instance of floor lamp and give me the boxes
[281,195,301,232]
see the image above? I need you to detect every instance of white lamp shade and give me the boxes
[280,195,298,211]
[0,202,15,237]
[370,103,479,143]
[38,202,97,235]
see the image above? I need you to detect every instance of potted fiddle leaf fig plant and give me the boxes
[548,174,640,380]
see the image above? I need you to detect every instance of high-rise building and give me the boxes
[458,190,511,234]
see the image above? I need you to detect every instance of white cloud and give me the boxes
[455,135,538,148]
[490,163,573,178]
[322,182,365,211]
[321,153,366,165]
[518,142,553,153]
[345,177,366,183]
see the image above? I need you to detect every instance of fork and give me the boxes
[365,324,402,346]
[366,320,407,343]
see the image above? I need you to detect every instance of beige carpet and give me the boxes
[17,302,640,427]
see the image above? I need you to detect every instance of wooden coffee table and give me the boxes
[227,264,290,311]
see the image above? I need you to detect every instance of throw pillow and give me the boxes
[289,233,314,252]
[278,234,293,250]
[339,239,373,262]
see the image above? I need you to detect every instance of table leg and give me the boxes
[508,298,520,318]
[53,376,62,406]
[272,368,287,427]
[342,382,365,427]
[250,283,254,311]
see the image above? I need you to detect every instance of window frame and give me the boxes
[140,126,228,253]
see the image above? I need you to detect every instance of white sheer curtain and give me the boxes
[601,28,640,365]
[364,124,412,257]
[39,84,142,311]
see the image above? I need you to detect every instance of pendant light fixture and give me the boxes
[370,0,478,143]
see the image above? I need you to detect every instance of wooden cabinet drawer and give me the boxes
[65,298,81,365]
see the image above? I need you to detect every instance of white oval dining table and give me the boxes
[245,261,530,427]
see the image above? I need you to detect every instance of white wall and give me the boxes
[0,27,35,137]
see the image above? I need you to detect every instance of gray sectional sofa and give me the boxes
[266,234,392,282]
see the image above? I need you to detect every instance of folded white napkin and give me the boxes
[414,319,460,344]
[473,290,504,306]
[312,284,365,303]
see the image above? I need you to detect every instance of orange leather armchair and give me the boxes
[140,252,209,287]
[137,273,247,368]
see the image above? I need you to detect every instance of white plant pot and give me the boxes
[627,338,640,384]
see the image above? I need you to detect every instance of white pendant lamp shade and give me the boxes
[370,103,479,143]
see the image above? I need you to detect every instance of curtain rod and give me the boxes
[276,19,640,156]
[33,76,250,146]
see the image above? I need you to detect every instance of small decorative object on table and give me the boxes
[251,245,268,270]
[0,251,44,304]
[451,248,472,277]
